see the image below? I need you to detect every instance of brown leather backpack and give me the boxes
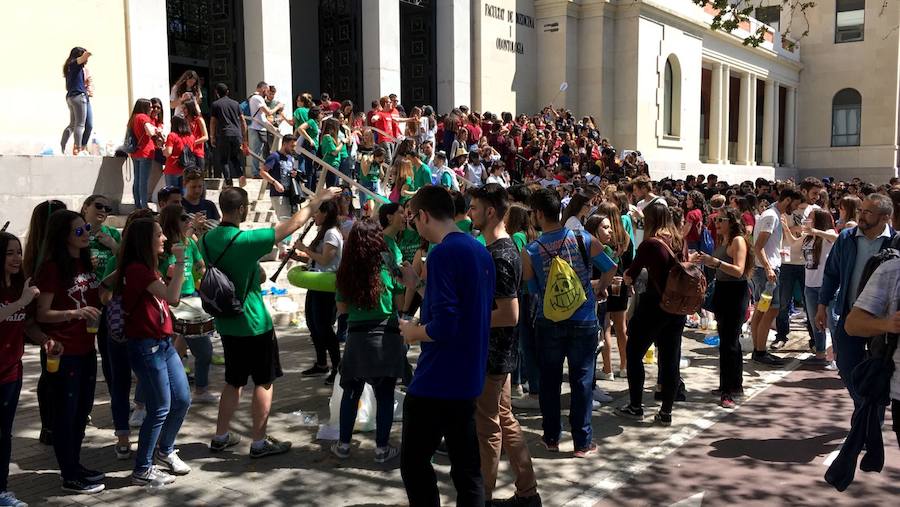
[650,238,707,316]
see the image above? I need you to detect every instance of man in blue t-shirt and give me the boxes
[399,186,495,507]
[522,188,616,458]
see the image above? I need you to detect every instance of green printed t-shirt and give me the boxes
[301,119,319,150]
[398,177,413,205]
[200,225,275,337]
[89,225,121,278]
[397,228,421,264]
[336,266,403,322]
[158,238,203,296]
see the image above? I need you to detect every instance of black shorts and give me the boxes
[220,330,283,387]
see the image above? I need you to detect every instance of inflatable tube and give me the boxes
[287,266,337,293]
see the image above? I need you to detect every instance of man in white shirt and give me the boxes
[749,189,802,366]
[248,81,274,178]
[632,176,667,246]
[465,151,486,188]
[773,178,825,349]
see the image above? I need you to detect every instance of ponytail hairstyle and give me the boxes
[62,47,87,77]
[804,208,835,270]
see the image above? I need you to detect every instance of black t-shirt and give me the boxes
[211,96,243,138]
[182,198,221,221]
[486,237,522,374]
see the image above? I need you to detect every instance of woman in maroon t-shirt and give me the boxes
[34,210,105,493]
[116,218,191,486]
[0,232,61,504]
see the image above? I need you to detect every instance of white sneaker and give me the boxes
[600,371,615,381]
[129,407,146,428]
[154,449,191,475]
[825,360,838,371]
[131,466,175,487]
[592,399,601,410]
[192,391,219,404]
[511,395,541,409]
[511,384,525,398]
[592,387,614,403]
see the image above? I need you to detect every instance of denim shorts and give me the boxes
[751,266,781,310]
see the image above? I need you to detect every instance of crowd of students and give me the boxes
[11,76,900,506]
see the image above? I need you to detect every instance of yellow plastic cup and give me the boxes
[757,293,773,313]
[46,354,61,373]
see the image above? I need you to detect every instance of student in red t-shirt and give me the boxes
[0,232,61,506]
[128,98,161,210]
[185,102,208,171]
[34,210,105,494]
[163,115,197,190]
[116,218,191,486]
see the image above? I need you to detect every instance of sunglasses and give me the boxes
[93,202,113,213]
[714,217,729,223]
[74,223,92,237]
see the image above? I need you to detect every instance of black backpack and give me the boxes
[179,144,199,170]
[199,231,250,318]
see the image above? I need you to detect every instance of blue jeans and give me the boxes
[48,353,97,480]
[804,286,829,353]
[164,174,183,190]
[776,264,806,340]
[81,98,93,147]
[516,293,540,393]
[127,337,191,473]
[184,335,213,389]
[339,377,396,447]
[97,313,145,436]
[248,129,268,177]
[535,319,599,449]
[132,157,152,209]
[0,379,22,491]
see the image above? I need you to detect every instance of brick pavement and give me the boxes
[8,316,842,506]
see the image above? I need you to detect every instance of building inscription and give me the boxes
[484,2,533,55]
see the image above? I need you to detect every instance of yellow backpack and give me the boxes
[537,231,590,322]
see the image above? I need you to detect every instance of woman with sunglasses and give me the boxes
[34,210,105,494]
[1,231,62,507]
[79,194,135,458]
[116,218,191,486]
[692,208,753,408]
[158,204,214,404]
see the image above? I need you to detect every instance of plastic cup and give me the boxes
[46,353,61,373]
[86,315,100,335]
[610,276,623,297]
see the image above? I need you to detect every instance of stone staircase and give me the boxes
[110,177,312,330]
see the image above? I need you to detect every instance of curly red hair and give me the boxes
[335,219,388,309]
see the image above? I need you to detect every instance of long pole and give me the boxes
[295,146,390,204]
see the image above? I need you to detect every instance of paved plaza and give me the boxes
[8,318,899,506]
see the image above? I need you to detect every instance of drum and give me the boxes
[171,297,215,337]
[287,266,337,292]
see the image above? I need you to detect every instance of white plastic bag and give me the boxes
[322,373,376,435]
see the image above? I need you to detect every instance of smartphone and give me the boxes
[381,251,403,280]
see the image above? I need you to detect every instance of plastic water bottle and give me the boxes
[700,315,709,330]
[756,281,775,312]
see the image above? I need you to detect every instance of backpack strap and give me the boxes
[205,230,243,268]
[574,231,591,272]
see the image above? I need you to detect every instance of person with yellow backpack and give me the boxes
[522,189,616,458]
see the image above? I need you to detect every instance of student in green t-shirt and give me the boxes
[409,152,433,191]
[296,106,321,153]
[378,202,407,267]
[332,220,406,462]
[504,203,537,253]
[158,204,216,402]
[81,195,121,278]
[390,158,416,205]
[320,118,345,170]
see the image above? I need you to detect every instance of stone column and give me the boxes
[736,72,753,165]
[761,79,775,166]
[362,0,401,103]
[535,0,579,111]
[707,62,723,164]
[437,0,471,112]
[243,0,293,99]
[124,0,169,122]
[784,86,796,166]
[720,64,731,164]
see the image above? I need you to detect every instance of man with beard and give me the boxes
[202,185,337,458]
[816,193,896,405]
